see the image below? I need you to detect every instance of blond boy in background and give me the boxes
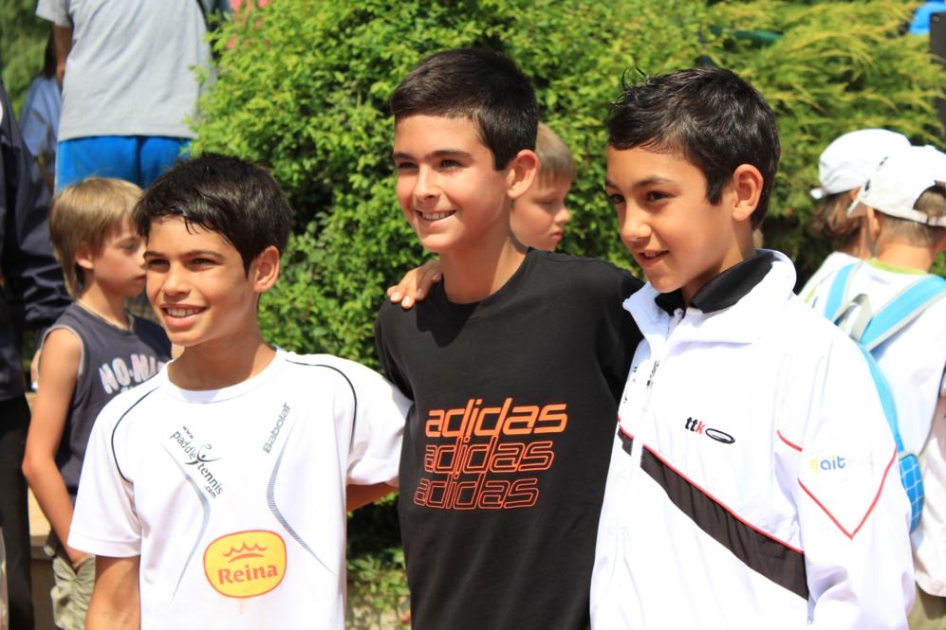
[22,178,171,630]
[510,122,575,251]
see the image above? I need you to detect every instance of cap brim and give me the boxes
[810,187,826,200]
[847,198,866,218]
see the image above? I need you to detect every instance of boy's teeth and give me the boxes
[167,308,198,317]
[421,211,452,221]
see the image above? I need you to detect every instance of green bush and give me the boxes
[193,0,946,614]
[197,0,946,367]
[195,0,712,364]
[707,0,946,279]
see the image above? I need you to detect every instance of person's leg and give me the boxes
[0,395,35,630]
[908,583,946,629]
[138,136,191,188]
[55,137,138,191]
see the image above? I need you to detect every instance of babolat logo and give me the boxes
[684,417,735,444]
[263,403,291,453]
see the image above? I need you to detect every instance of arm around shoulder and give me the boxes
[86,555,141,630]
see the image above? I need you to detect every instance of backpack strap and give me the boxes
[824,263,875,341]
[861,274,946,351]
[824,263,859,322]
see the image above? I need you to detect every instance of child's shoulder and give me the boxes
[277,351,390,386]
[517,250,642,302]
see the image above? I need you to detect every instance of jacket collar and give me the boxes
[626,250,796,348]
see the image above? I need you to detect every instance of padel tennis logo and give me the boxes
[204,530,286,598]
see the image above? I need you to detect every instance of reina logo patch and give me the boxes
[204,530,287,598]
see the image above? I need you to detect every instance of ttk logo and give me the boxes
[684,417,735,444]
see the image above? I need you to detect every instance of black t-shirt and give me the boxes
[376,250,642,630]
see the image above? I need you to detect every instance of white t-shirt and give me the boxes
[798,251,860,304]
[806,259,946,596]
[70,350,409,630]
[35,0,211,140]
[18,75,60,168]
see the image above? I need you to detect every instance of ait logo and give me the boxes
[683,417,735,444]
[204,530,286,598]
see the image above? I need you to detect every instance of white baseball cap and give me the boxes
[847,145,946,228]
[810,128,911,199]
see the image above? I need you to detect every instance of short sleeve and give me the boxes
[36,0,72,27]
[329,357,409,486]
[69,398,142,557]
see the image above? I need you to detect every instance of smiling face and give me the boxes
[144,216,271,350]
[606,145,751,303]
[511,177,572,251]
[392,115,522,256]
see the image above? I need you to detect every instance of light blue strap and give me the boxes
[824,263,858,322]
[857,346,905,452]
[862,275,946,351]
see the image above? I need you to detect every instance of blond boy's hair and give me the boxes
[49,178,143,296]
[878,186,946,250]
[810,192,860,248]
[536,123,576,186]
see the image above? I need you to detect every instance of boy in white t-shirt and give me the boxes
[807,145,946,629]
[69,154,409,630]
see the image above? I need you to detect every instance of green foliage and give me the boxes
[0,0,49,111]
[194,0,946,609]
[196,0,711,365]
[707,0,946,279]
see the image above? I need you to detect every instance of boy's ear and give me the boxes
[865,206,883,243]
[250,245,281,293]
[505,149,540,201]
[729,164,764,222]
[75,244,95,271]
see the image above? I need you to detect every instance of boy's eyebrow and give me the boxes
[392,148,473,161]
[604,176,675,190]
[143,248,222,258]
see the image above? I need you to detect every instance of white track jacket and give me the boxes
[591,251,914,630]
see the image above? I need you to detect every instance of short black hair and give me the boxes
[608,67,780,227]
[134,154,292,272]
[390,48,538,170]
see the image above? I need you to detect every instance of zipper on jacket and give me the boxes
[645,360,660,387]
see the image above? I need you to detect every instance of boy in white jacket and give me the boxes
[592,66,914,629]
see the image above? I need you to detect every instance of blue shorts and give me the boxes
[56,135,191,191]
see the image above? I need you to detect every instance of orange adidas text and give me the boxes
[425,398,568,438]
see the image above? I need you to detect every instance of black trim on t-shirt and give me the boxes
[639,444,809,600]
[655,251,776,315]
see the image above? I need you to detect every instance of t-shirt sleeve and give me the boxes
[18,82,51,160]
[69,397,142,558]
[35,0,71,27]
[329,356,409,487]
[595,267,643,402]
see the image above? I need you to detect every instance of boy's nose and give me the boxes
[159,265,188,295]
[620,206,650,244]
[412,167,440,201]
[555,205,571,226]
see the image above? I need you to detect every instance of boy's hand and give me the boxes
[387,259,442,310]
[67,547,91,571]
